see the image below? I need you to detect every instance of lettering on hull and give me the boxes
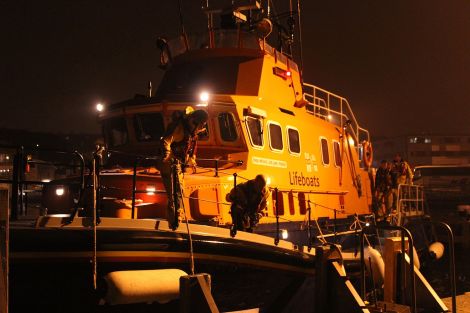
[252,157,287,168]
[289,172,320,187]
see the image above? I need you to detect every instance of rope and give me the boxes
[179,179,195,275]
[348,215,371,247]
[289,192,344,213]
[185,195,231,206]
[313,218,327,244]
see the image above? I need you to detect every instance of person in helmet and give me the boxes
[226,174,269,235]
[157,108,209,230]
[390,153,413,212]
[392,154,413,185]
[374,160,393,219]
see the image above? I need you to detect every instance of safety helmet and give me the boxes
[254,174,267,191]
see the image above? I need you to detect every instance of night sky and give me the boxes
[2,1,469,138]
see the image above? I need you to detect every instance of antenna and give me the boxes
[297,0,304,79]
[177,0,189,50]
[288,0,295,56]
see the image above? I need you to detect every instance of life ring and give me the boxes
[362,140,373,168]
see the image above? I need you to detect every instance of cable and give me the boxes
[179,187,195,276]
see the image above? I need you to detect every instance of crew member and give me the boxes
[226,174,269,234]
[392,154,413,185]
[157,108,209,230]
[374,160,392,219]
[390,154,413,212]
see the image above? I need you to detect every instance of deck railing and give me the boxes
[395,184,426,226]
[302,83,370,146]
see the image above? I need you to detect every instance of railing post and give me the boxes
[360,228,365,299]
[333,208,337,243]
[18,147,25,217]
[307,198,312,251]
[131,158,140,219]
[10,147,24,221]
[274,187,279,246]
[229,173,238,237]
[433,222,457,313]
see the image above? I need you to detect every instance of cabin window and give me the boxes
[272,189,285,216]
[287,127,300,155]
[268,122,283,151]
[333,141,341,167]
[320,138,330,166]
[218,112,238,142]
[298,192,307,215]
[246,116,263,148]
[104,117,128,147]
[133,113,165,142]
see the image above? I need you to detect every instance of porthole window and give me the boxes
[333,141,341,167]
[320,138,330,166]
[246,116,263,148]
[268,122,283,151]
[287,127,300,155]
[218,112,238,142]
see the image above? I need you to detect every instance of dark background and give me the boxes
[2,0,469,137]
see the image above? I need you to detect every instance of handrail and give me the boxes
[302,83,370,145]
[428,221,457,313]
[268,187,348,196]
[195,159,243,177]
[4,146,85,221]
[360,224,416,313]
[274,187,280,246]
[395,184,426,225]
[131,157,141,219]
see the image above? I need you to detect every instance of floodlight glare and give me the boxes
[199,91,209,102]
[55,187,65,196]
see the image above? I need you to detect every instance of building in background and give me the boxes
[373,134,470,167]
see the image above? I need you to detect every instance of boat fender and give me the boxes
[364,246,385,287]
[362,141,373,169]
[428,241,445,260]
[103,269,188,305]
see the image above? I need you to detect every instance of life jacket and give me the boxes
[159,114,198,165]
